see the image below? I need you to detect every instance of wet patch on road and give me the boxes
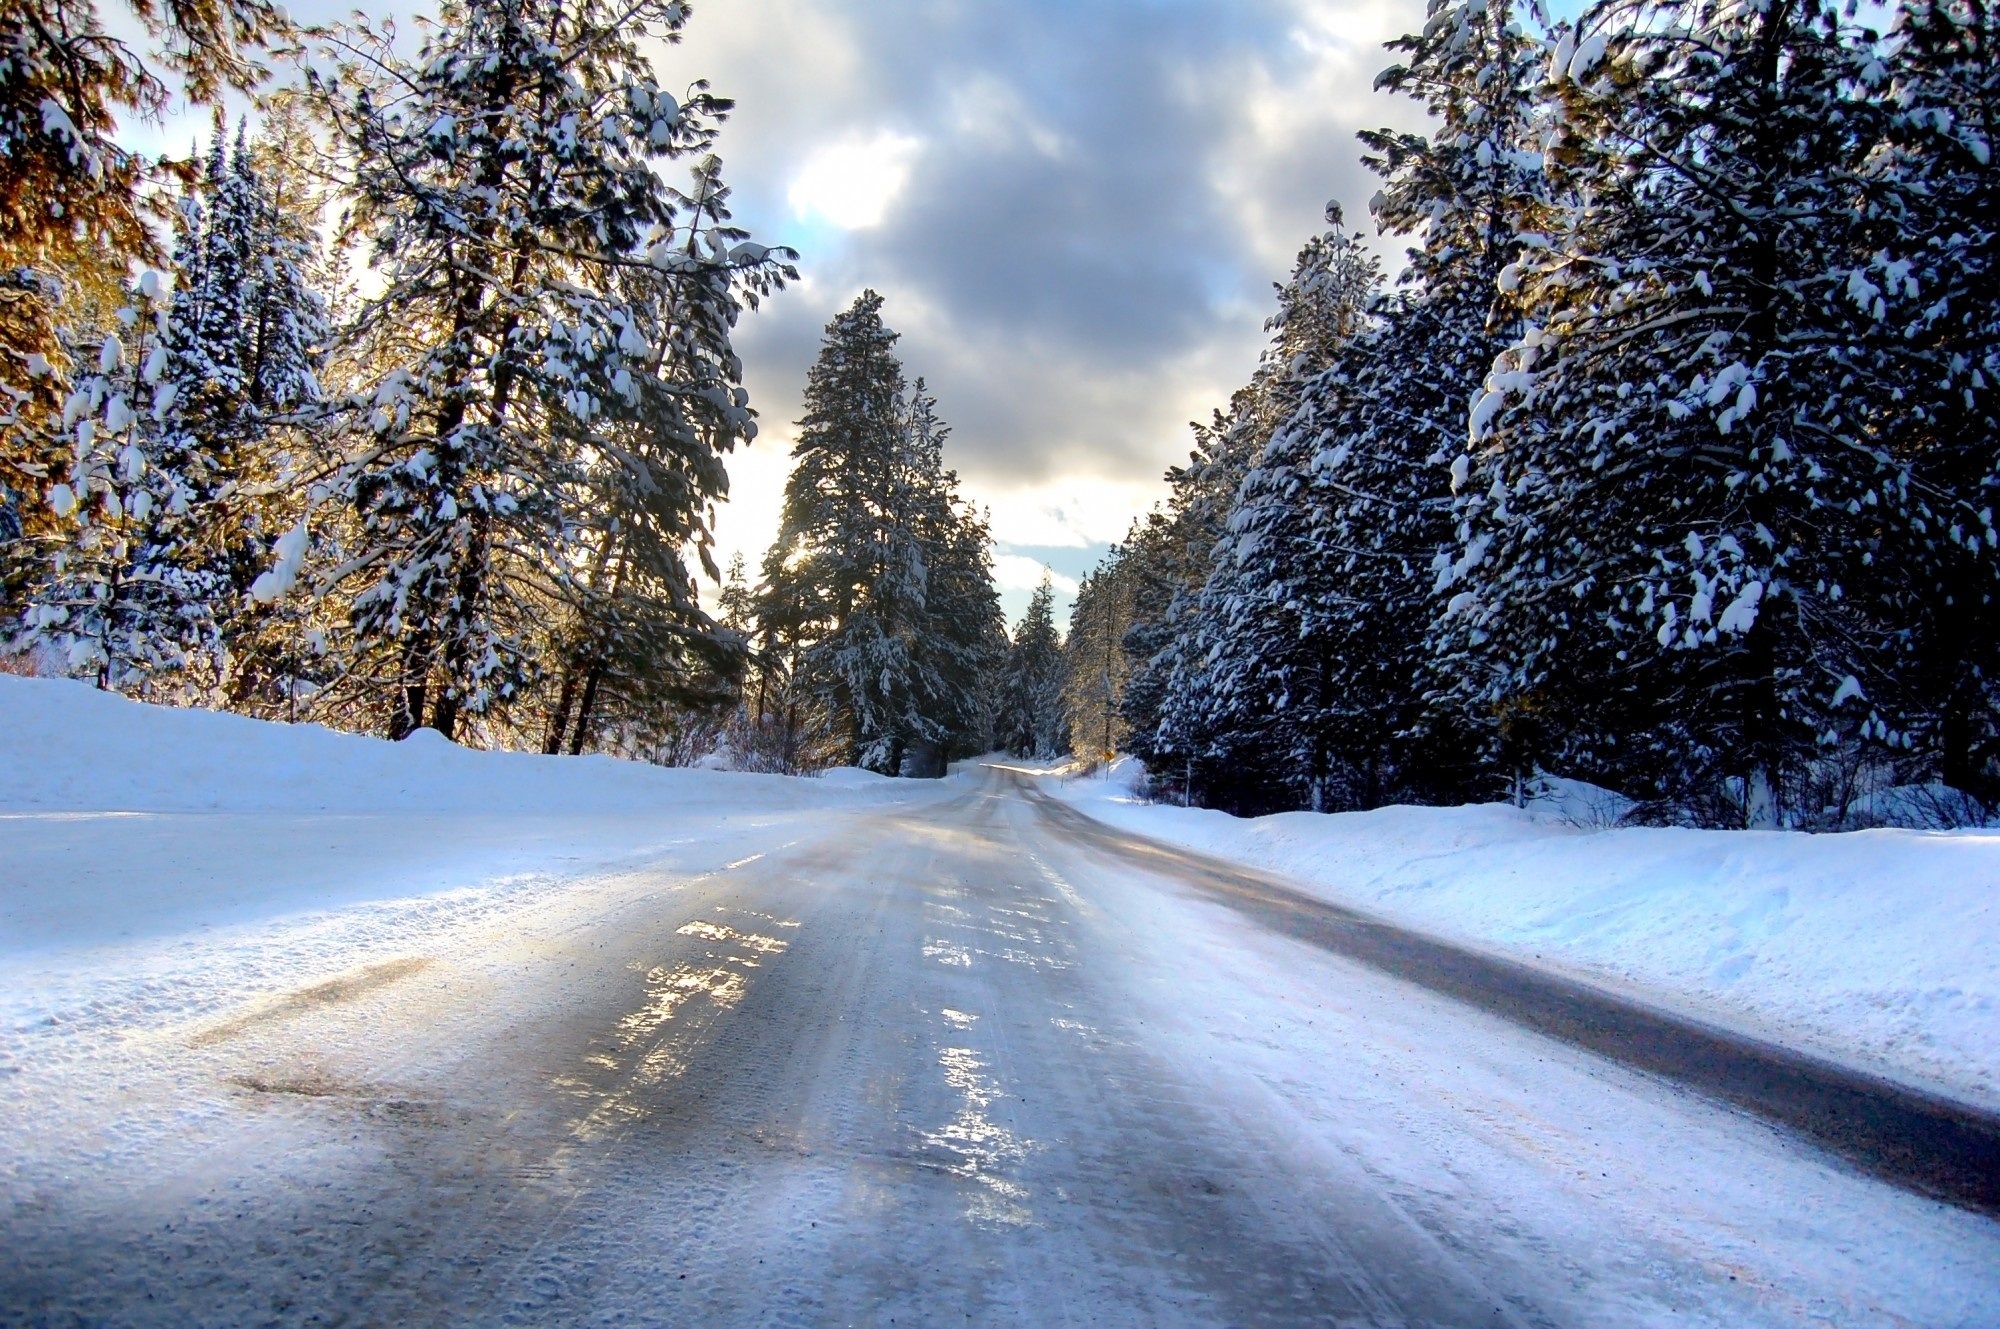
[190,956,434,1047]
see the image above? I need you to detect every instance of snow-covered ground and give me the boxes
[0,676,938,1063]
[0,674,899,820]
[1039,758,2000,1109]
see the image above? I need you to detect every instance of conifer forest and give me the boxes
[3,0,1998,826]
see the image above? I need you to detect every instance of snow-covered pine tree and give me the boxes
[241,114,330,423]
[1117,407,1259,790]
[743,533,826,773]
[717,551,751,632]
[537,159,787,757]
[117,119,263,694]
[1111,506,1197,787]
[901,383,1007,769]
[299,0,791,741]
[759,308,1002,774]
[1872,0,2000,804]
[859,376,952,772]
[1435,0,1909,825]
[2,0,281,488]
[762,291,920,771]
[1147,209,1382,812]
[1061,533,1149,761]
[997,571,1067,758]
[20,272,181,686]
[28,118,330,700]
[768,290,916,768]
[221,108,337,713]
[1185,0,1550,812]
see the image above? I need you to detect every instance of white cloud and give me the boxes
[1209,0,1432,278]
[991,555,1081,597]
[982,479,1165,550]
[787,131,923,230]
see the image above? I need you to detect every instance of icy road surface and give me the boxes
[4,765,1998,1326]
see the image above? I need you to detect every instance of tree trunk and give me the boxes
[1940,668,1998,810]
[568,664,606,756]
[389,635,428,740]
[544,669,581,754]
[1733,0,1796,832]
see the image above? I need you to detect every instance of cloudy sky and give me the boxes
[637,0,1435,622]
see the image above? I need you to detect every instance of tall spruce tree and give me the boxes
[997,571,1066,758]
[24,118,329,697]
[763,292,919,771]
[1434,0,1909,824]
[1117,409,1257,787]
[1176,0,1549,812]
[1062,532,1149,761]
[20,274,176,686]
[902,384,1007,767]
[2,0,281,567]
[1147,211,1381,812]
[758,294,1002,774]
[1874,0,2000,804]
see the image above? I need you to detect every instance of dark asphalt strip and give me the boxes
[1021,780,2000,1218]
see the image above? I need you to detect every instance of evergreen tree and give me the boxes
[743,535,826,774]
[1435,0,1908,824]
[19,275,175,686]
[223,108,338,713]
[765,291,919,771]
[902,387,1007,767]
[242,111,330,421]
[1116,417,1254,785]
[717,551,752,632]
[1874,0,2000,804]
[1182,0,1547,813]
[1146,210,1382,811]
[758,295,1002,774]
[2,0,281,536]
[21,118,329,698]
[130,120,265,692]
[537,161,782,757]
[997,571,1066,758]
[1067,0,2000,826]
[297,0,791,741]
[1061,535,1147,761]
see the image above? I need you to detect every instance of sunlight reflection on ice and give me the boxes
[555,919,792,1144]
[922,940,972,967]
[920,1037,1035,1227]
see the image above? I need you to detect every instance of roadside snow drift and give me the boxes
[1042,760,2000,1110]
[0,674,888,814]
[0,676,928,1040]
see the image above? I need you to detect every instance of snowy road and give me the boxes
[5,764,1999,1326]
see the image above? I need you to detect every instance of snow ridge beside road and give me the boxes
[0,677,936,1058]
[0,675,902,815]
[1036,758,2000,1111]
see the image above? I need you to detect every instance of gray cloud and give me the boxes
[658,0,1430,499]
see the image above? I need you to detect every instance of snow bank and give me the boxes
[0,678,945,1055]
[0,675,873,814]
[1042,759,2000,1108]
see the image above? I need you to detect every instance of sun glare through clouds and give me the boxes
[787,132,924,231]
